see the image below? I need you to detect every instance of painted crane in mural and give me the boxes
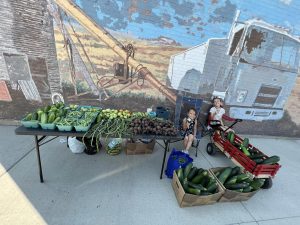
[48,0,177,104]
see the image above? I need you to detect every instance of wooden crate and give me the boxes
[172,171,224,207]
[210,167,259,202]
[125,139,155,155]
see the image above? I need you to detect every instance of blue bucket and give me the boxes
[165,148,193,178]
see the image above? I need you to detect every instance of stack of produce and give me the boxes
[176,163,219,196]
[128,117,177,136]
[23,102,66,125]
[83,109,133,152]
[227,132,280,165]
[214,166,265,193]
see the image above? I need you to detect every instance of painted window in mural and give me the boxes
[242,26,300,72]
[3,53,31,81]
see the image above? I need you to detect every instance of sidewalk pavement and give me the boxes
[0,125,300,225]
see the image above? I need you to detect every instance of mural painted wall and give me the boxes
[0,0,299,137]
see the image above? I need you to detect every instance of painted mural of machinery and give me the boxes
[167,11,300,121]
[51,0,177,105]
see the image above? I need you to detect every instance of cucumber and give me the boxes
[218,167,232,184]
[241,146,251,156]
[253,158,264,164]
[242,186,253,193]
[225,182,249,190]
[230,166,241,177]
[249,153,265,159]
[24,113,32,121]
[187,181,207,191]
[262,156,280,165]
[236,173,249,183]
[214,171,221,177]
[41,113,48,124]
[31,112,38,120]
[250,179,265,191]
[186,187,201,195]
[225,175,238,185]
[206,182,217,193]
[184,162,193,178]
[227,131,235,144]
[200,191,211,196]
[191,170,208,184]
[48,112,56,123]
[187,167,198,181]
[176,168,183,183]
[182,178,189,192]
[53,117,61,123]
[207,177,216,187]
[200,176,210,187]
[242,138,249,148]
[197,168,204,175]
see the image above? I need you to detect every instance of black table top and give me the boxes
[15,126,183,140]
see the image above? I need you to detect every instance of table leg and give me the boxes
[160,140,170,179]
[34,135,44,183]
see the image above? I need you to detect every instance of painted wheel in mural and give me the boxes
[51,93,64,104]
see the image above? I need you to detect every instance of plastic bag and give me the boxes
[68,137,85,154]
[106,138,123,155]
[165,148,193,178]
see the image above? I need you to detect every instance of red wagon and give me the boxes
[206,131,281,189]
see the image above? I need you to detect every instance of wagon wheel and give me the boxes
[262,177,273,189]
[206,143,216,155]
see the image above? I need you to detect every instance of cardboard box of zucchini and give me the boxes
[173,163,266,207]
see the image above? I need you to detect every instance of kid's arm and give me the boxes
[182,118,188,130]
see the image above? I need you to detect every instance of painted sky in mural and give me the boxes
[75,0,300,46]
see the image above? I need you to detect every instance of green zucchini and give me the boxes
[200,176,210,187]
[230,166,241,177]
[218,167,232,184]
[187,181,207,191]
[253,158,264,164]
[41,113,48,124]
[186,187,201,195]
[197,168,204,175]
[262,156,280,165]
[191,170,208,184]
[241,146,251,156]
[187,167,198,181]
[207,177,216,187]
[236,173,249,183]
[200,191,211,196]
[227,131,235,144]
[24,113,32,121]
[225,175,238,185]
[250,179,265,191]
[176,168,183,183]
[206,182,217,193]
[31,112,38,120]
[242,186,253,193]
[242,138,249,148]
[249,153,265,160]
[225,182,249,190]
[184,162,193,178]
[182,178,189,192]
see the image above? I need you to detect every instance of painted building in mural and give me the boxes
[0,0,61,105]
[167,15,300,121]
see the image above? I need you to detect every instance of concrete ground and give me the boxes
[0,125,300,225]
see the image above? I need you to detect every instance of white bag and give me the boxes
[68,137,85,154]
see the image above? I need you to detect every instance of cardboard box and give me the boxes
[172,171,224,207]
[210,167,259,202]
[125,139,155,155]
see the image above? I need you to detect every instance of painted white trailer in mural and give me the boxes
[167,18,300,121]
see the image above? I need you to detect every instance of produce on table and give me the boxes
[226,133,280,165]
[128,117,177,136]
[214,166,265,193]
[176,163,219,196]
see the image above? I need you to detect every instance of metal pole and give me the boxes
[160,140,169,179]
[34,135,44,183]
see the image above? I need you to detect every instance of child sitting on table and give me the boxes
[181,108,197,155]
